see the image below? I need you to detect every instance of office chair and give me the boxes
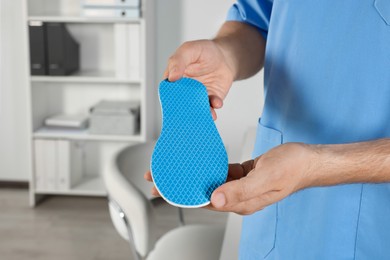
[104,142,225,260]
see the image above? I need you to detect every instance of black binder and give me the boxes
[46,23,80,76]
[29,21,47,75]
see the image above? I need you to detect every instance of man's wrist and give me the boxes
[295,143,324,190]
[212,21,266,81]
[301,144,333,189]
[212,38,239,80]
[302,139,390,189]
[302,143,355,189]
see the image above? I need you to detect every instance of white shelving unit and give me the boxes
[28,16,141,23]
[33,127,144,142]
[26,0,156,206]
[31,70,142,84]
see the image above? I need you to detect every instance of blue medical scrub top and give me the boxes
[227,0,390,259]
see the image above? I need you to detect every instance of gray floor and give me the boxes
[0,188,227,260]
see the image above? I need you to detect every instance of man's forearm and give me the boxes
[307,139,390,187]
[213,21,266,81]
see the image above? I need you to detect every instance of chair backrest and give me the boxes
[104,142,157,258]
[117,142,156,200]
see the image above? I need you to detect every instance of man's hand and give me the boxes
[208,138,390,215]
[164,21,266,120]
[144,142,318,214]
[207,143,316,215]
[164,39,234,120]
[143,159,256,197]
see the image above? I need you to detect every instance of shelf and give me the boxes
[35,175,106,197]
[31,70,141,84]
[28,16,141,24]
[34,127,143,142]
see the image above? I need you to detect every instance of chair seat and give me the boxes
[147,225,224,260]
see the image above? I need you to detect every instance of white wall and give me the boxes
[157,0,264,162]
[0,0,31,181]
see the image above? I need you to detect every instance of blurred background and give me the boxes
[0,0,263,259]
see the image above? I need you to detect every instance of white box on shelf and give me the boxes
[33,139,46,190]
[114,23,140,79]
[57,140,84,191]
[34,139,84,191]
[44,140,57,190]
[89,100,140,135]
[34,139,57,190]
[82,0,140,7]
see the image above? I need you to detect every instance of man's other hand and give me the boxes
[164,39,235,120]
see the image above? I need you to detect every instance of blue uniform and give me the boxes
[227,0,390,259]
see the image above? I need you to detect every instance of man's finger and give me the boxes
[167,42,200,82]
[226,164,245,182]
[207,190,278,215]
[227,160,255,182]
[151,186,161,197]
[230,190,283,215]
[144,171,153,182]
[163,67,169,79]
[211,175,257,210]
[209,95,223,109]
[211,107,217,120]
[184,63,210,77]
[228,197,267,215]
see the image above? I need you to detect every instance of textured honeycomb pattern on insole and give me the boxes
[151,78,228,207]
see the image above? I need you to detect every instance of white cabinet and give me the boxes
[25,0,156,206]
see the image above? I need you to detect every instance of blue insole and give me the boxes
[151,78,228,208]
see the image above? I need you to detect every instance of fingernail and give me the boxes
[212,192,226,208]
